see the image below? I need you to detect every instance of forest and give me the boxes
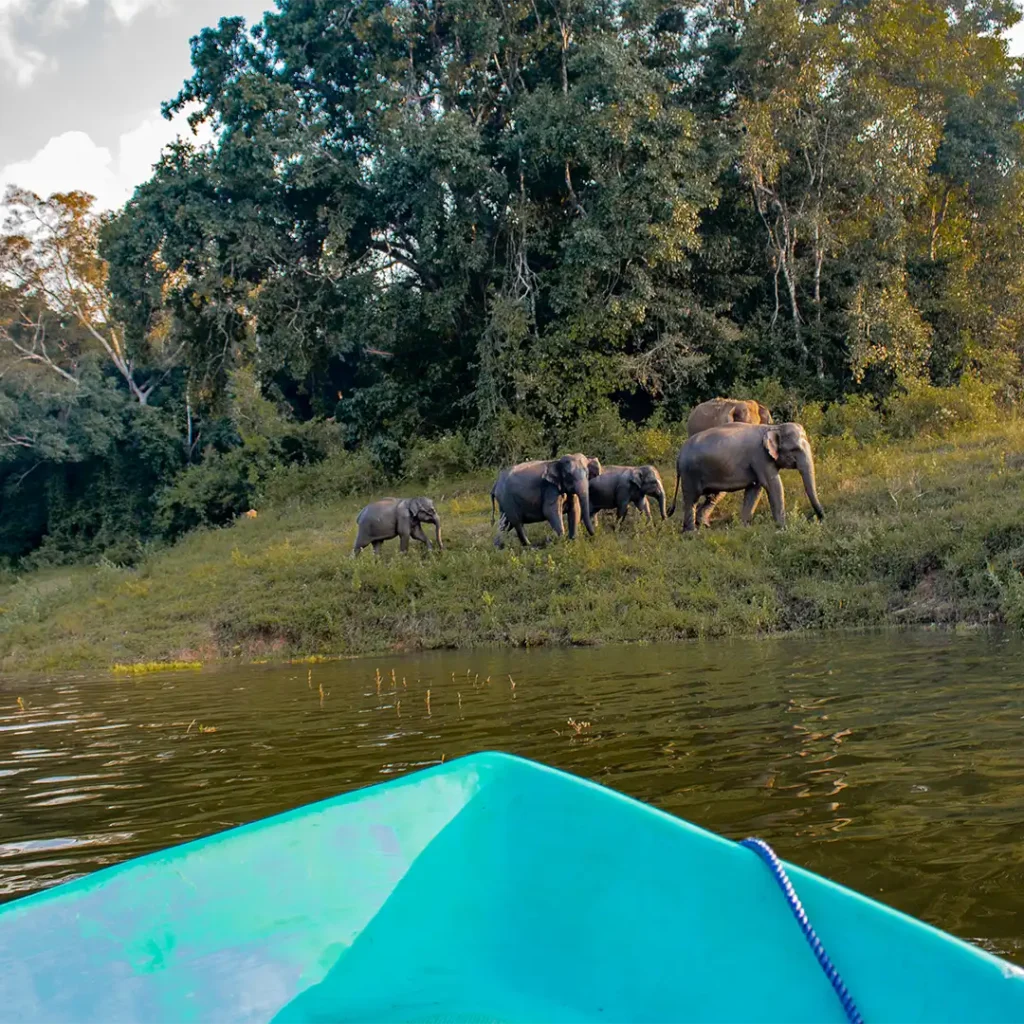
[2,0,1023,566]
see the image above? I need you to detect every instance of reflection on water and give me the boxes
[1,631,1023,962]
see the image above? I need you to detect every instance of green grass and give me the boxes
[3,425,1024,673]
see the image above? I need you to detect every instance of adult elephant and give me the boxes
[352,497,443,556]
[686,398,773,523]
[667,423,824,531]
[491,454,601,547]
[687,397,773,437]
[587,465,667,524]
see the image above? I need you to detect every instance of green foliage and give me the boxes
[262,449,381,509]
[154,447,258,539]
[404,434,478,484]
[800,395,887,443]
[884,376,1000,439]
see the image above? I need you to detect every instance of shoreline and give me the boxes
[2,426,1023,675]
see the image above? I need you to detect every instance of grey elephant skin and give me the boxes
[685,399,774,523]
[588,464,667,524]
[491,454,601,546]
[352,497,443,556]
[668,422,824,531]
[687,398,773,437]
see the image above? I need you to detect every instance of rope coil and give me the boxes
[740,837,864,1024]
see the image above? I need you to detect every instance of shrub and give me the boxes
[404,433,477,483]
[262,447,381,507]
[154,447,259,539]
[742,377,804,423]
[472,410,548,465]
[884,374,1000,439]
[800,393,886,442]
[560,402,637,464]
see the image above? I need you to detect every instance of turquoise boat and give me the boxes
[1,751,1022,1023]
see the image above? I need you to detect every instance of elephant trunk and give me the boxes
[576,481,595,536]
[798,451,825,520]
[654,486,667,521]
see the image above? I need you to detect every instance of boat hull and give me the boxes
[0,751,1021,1023]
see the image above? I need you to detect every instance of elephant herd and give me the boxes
[352,398,825,555]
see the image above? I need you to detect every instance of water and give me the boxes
[1,631,1023,963]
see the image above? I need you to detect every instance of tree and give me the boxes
[1,188,164,405]
[102,0,718,452]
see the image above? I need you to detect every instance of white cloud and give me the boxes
[45,0,89,28]
[0,0,47,86]
[0,107,211,211]
[0,0,176,85]
[107,0,170,24]
[1007,18,1024,57]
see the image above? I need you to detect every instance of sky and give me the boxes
[0,0,272,210]
[1,1,1024,213]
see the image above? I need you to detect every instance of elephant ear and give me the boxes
[587,457,602,479]
[763,428,780,462]
[542,460,565,488]
[627,468,642,490]
[408,498,430,520]
[758,403,773,424]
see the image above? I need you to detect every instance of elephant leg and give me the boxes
[411,523,432,549]
[616,497,631,525]
[681,486,699,533]
[740,484,762,526]
[352,538,365,557]
[765,473,786,527]
[398,529,410,553]
[513,523,530,546]
[637,496,652,525]
[372,540,384,556]
[696,492,724,527]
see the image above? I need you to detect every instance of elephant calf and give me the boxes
[668,422,824,531]
[588,464,667,524]
[353,497,443,556]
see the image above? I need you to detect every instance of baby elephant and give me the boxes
[588,464,667,524]
[352,497,443,556]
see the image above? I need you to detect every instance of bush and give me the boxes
[472,410,548,465]
[262,447,381,507]
[154,447,259,539]
[884,374,1000,439]
[560,402,636,464]
[742,377,804,424]
[404,433,477,483]
[800,393,886,443]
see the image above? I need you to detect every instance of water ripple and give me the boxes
[1,631,1023,963]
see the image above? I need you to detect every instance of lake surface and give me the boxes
[1,631,1023,963]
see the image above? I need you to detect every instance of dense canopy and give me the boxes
[2,0,1023,562]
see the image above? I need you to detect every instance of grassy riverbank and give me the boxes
[3,425,1024,673]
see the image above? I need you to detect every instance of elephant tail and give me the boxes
[490,489,497,525]
[667,469,681,517]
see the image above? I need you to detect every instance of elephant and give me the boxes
[491,453,601,547]
[685,398,774,523]
[667,422,824,531]
[687,397,773,437]
[587,464,667,524]
[352,497,443,556]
